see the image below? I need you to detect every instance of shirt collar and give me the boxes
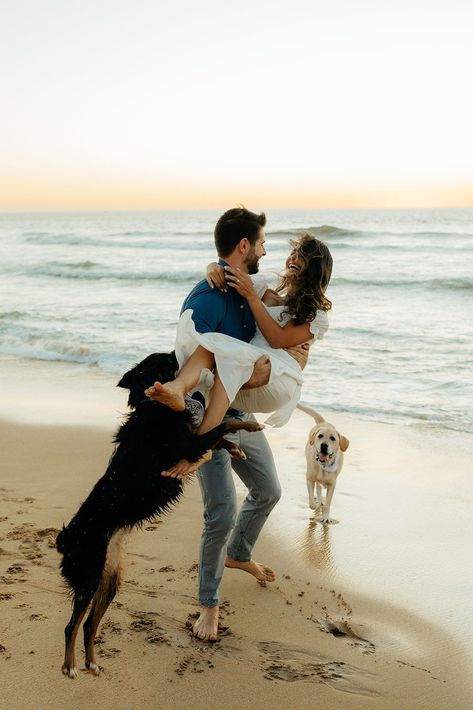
[217,258,247,304]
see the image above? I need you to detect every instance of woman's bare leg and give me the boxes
[197,373,230,434]
[163,373,230,478]
[145,345,214,411]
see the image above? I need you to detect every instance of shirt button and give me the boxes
[240,305,244,309]
[244,325,247,328]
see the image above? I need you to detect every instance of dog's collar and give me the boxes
[315,451,339,473]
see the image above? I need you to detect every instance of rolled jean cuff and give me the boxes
[225,549,250,563]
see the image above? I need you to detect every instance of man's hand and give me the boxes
[242,355,271,389]
[284,343,310,370]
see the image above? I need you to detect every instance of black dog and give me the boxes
[57,352,262,678]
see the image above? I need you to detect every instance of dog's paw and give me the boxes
[320,515,332,524]
[228,445,247,460]
[62,664,78,679]
[86,661,101,676]
[242,420,264,432]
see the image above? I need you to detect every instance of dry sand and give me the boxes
[1,357,472,709]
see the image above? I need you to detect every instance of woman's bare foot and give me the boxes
[224,557,276,587]
[192,606,219,642]
[145,381,186,411]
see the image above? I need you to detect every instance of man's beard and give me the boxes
[245,248,260,275]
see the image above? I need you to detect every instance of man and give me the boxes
[152,207,308,641]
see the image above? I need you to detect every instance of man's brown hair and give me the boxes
[214,207,266,258]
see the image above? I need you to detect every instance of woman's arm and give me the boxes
[225,266,312,348]
[206,262,271,300]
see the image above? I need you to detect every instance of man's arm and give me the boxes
[241,343,310,390]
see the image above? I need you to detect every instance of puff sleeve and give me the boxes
[308,310,329,340]
[250,274,269,298]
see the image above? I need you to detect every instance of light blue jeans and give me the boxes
[196,411,281,608]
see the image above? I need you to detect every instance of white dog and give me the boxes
[297,404,349,523]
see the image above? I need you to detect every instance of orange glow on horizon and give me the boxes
[1,174,473,211]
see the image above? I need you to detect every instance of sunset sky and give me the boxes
[1,0,472,210]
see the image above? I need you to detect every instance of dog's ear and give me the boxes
[117,366,136,390]
[339,434,349,452]
[309,427,319,446]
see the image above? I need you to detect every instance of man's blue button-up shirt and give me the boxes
[180,259,256,342]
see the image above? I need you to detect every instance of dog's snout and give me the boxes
[320,443,328,453]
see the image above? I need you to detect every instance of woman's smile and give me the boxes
[285,253,303,276]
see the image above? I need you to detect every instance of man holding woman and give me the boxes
[147,207,330,642]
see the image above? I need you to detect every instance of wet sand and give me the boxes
[1,357,472,708]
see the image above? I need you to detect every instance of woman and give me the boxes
[147,233,332,436]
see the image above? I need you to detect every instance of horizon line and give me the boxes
[1,205,473,214]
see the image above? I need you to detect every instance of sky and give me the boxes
[1,0,472,210]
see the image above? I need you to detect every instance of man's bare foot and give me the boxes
[224,557,276,587]
[145,381,186,412]
[192,606,219,642]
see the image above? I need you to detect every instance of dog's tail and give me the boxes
[296,402,325,424]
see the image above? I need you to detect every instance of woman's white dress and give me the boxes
[175,277,329,427]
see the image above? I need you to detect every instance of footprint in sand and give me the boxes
[19,541,43,563]
[0,576,16,586]
[219,599,236,618]
[98,647,121,658]
[317,618,376,655]
[4,564,28,583]
[6,564,27,575]
[174,653,215,677]
[7,524,59,541]
[257,640,379,696]
[93,621,123,659]
[129,616,172,646]
[0,493,36,504]
[101,620,122,635]
[29,613,48,621]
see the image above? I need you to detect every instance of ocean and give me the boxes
[1,209,472,433]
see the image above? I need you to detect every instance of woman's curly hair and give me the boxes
[276,233,333,325]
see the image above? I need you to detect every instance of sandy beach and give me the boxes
[1,357,472,709]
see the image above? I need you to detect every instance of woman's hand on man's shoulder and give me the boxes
[206,263,227,292]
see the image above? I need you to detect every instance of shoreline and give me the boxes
[2,352,470,435]
[1,357,473,707]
